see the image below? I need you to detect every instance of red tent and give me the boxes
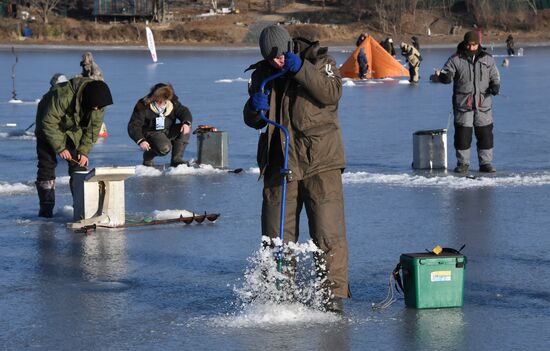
[340,36,409,79]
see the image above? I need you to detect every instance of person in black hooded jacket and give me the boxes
[34,77,113,217]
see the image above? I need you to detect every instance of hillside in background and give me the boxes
[1,1,550,46]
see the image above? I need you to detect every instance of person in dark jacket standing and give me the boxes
[433,31,500,173]
[506,35,515,56]
[355,32,367,47]
[357,47,368,79]
[128,83,192,167]
[381,37,395,56]
[35,77,113,217]
[243,25,349,313]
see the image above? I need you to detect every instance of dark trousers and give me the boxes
[262,169,350,298]
[36,137,86,181]
[144,123,189,156]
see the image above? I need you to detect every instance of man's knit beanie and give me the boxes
[463,31,479,44]
[82,80,113,110]
[259,25,291,60]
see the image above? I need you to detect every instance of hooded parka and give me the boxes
[35,77,107,157]
[34,76,112,218]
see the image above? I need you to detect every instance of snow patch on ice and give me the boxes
[215,77,248,83]
[248,167,260,174]
[398,80,410,84]
[343,171,550,189]
[56,176,70,185]
[0,131,36,140]
[58,205,73,218]
[165,163,225,176]
[150,209,194,219]
[0,181,33,195]
[134,164,226,177]
[343,80,356,87]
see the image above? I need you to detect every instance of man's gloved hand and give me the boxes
[251,92,270,112]
[488,84,500,96]
[283,52,302,73]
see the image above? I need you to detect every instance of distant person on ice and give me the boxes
[357,47,368,79]
[243,25,349,313]
[128,83,192,167]
[381,37,395,56]
[34,77,113,217]
[355,32,367,47]
[506,34,515,56]
[432,30,500,173]
[400,42,421,83]
[79,52,104,81]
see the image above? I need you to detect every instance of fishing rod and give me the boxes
[24,122,35,132]
[11,46,18,101]
[258,69,289,273]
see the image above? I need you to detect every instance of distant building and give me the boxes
[93,0,155,17]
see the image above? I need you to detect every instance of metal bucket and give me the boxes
[196,131,229,168]
[412,129,447,170]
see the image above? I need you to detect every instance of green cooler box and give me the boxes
[400,252,466,309]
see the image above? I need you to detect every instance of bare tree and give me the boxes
[343,0,369,22]
[29,0,62,24]
[522,0,538,15]
[153,0,168,23]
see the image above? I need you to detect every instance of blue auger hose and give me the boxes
[258,69,289,273]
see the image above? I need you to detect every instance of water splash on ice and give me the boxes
[210,237,341,327]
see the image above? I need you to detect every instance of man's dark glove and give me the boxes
[488,84,500,96]
[251,92,270,112]
[283,52,302,73]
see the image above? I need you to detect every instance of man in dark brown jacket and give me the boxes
[243,25,349,313]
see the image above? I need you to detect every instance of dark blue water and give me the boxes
[1,44,549,350]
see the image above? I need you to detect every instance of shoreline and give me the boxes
[1,41,550,52]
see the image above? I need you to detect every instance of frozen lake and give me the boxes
[1,43,550,350]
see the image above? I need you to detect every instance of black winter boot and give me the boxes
[143,150,155,167]
[479,164,496,173]
[36,180,55,218]
[453,163,469,174]
[170,141,188,167]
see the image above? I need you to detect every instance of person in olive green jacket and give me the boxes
[34,77,113,217]
[243,25,349,313]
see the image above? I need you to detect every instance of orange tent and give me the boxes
[340,36,409,79]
